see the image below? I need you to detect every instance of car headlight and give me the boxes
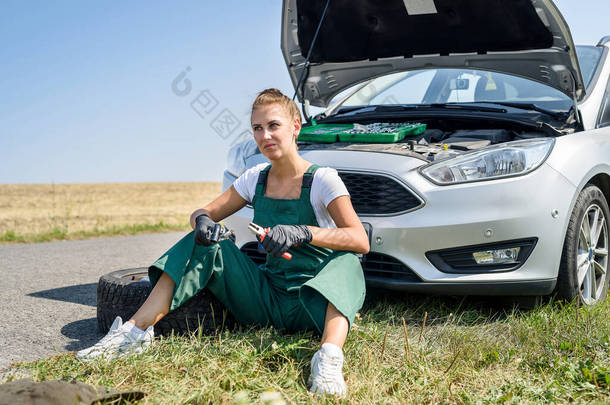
[226,138,260,177]
[420,138,555,185]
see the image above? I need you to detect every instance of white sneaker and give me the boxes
[76,316,123,358]
[308,343,347,397]
[76,316,154,361]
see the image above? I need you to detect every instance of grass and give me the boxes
[4,293,609,404]
[2,182,609,402]
[0,182,221,244]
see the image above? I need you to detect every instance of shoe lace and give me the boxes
[91,327,147,354]
[316,353,344,382]
[90,327,124,349]
[116,330,147,350]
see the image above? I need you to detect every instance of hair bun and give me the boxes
[252,89,302,123]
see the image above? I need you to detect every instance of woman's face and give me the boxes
[251,103,301,161]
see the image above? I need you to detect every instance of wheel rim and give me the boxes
[577,204,608,304]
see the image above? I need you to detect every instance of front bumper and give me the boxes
[365,277,556,295]
[222,150,576,296]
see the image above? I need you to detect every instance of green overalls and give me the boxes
[148,163,366,333]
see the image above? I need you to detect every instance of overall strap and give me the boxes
[252,164,272,207]
[301,164,319,189]
[252,163,320,205]
[299,164,320,202]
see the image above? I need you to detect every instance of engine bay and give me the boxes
[297,118,553,162]
[404,127,546,161]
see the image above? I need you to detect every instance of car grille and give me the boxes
[240,242,421,282]
[336,171,422,215]
[240,242,267,265]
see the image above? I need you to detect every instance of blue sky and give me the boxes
[1,0,608,184]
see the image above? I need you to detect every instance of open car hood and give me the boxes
[281,0,585,107]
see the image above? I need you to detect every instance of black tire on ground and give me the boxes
[97,268,237,336]
[557,184,610,304]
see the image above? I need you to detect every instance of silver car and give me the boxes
[223,0,610,305]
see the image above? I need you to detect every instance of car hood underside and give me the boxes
[281,0,585,106]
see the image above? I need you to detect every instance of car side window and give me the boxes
[598,77,610,128]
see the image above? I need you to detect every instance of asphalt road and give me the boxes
[0,232,187,370]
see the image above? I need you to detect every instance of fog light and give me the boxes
[425,238,537,274]
[472,247,520,264]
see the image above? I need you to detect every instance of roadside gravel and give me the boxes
[0,232,186,370]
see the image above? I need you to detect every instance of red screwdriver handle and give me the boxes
[258,227,292,260]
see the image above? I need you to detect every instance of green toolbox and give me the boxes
[298,124,353,143]
[298,122,427,143]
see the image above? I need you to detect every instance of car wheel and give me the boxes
[96,268,237,336]
[557,184,609,305]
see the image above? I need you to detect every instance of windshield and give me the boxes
[338,68,573,113]
[575,45,604,89]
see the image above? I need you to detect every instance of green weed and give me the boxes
[4,297,608,404]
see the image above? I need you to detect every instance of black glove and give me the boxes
[260,224,312,257]
[194,213,217,246]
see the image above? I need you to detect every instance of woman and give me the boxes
[77,88,369,396]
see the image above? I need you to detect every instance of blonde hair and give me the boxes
[251,88,302,123]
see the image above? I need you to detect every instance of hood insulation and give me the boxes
[297,0,553,63]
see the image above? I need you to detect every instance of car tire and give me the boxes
[96,268,237,336]
[557,184,610,305]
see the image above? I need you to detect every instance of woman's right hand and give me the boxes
[194,213,217,246]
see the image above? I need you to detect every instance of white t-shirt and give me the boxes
[233,163,350,229]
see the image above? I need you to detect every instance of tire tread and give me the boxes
[96,268,236,336]
[557,184,609,303]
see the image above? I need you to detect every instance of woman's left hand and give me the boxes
[260,224,312,257]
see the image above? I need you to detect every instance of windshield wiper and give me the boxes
[332,103,506,118]
[473,102,568,120]
[421,103,507,113]
[330,105,408,118]
[331,101,569,121]
[371,104,508,113]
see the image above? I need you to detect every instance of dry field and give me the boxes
[0,182,221,244]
